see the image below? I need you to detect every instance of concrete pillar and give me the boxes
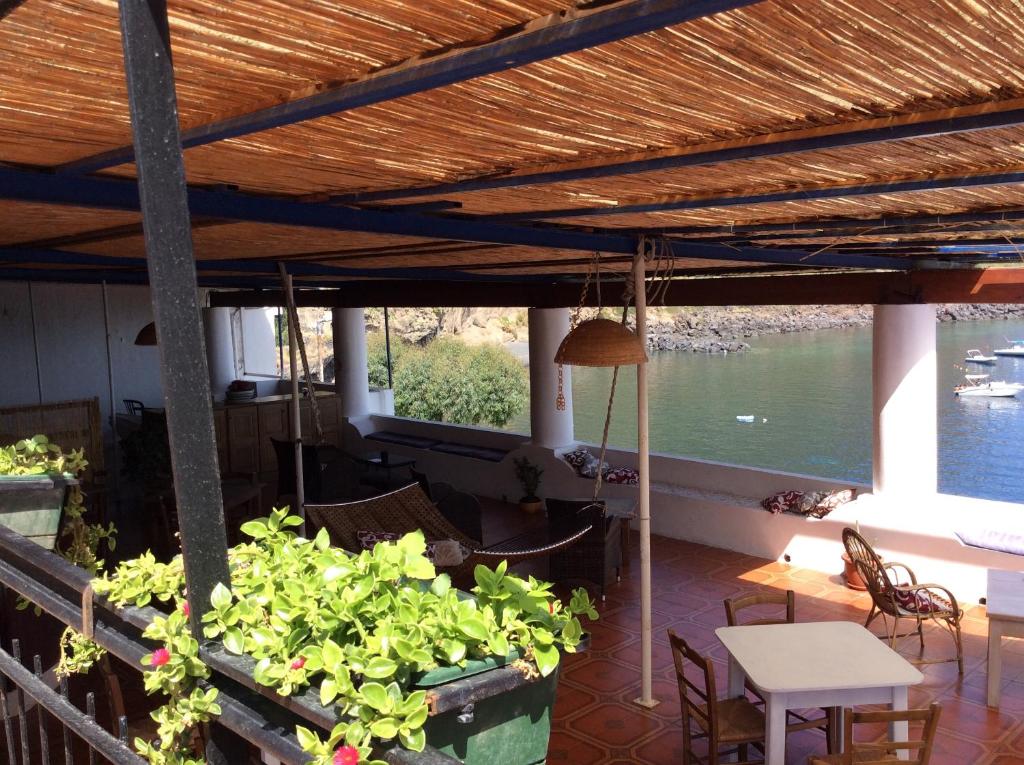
[872,304,937,495]
[203,307,236,401]
[333,308,370,417]
[528,308,574,448]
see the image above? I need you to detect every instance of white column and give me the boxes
[872,304,937,496]
[332,307,370,418]
[203,307,236,401]
[528,308,574,448]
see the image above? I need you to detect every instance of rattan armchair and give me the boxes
[723,590,838,754]
[842,528,964,673]
[808,702,941,765]
[668,629,766,765]
[546,498,622,600]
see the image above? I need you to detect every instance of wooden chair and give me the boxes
[842,528,964,673]
[724,591,838,753]
[807,702,941,765]
[668,629,765,764]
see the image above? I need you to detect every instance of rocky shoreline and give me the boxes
[645,304,1024,354]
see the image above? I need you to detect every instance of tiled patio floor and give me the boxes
[547,530,1024,765]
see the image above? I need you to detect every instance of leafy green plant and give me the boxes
[368,334,528,427]
[77,507,596,765]
[513,457,544,502]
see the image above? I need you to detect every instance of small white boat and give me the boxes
[965,349,997,365]
[955,374,1022,398]
[736,415,755,423]
[994,340,1024,357]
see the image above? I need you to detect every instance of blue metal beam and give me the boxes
[332,106,1024,204]
[0,166,922,270]
[489,169,1024,221]
[57,0,765,174]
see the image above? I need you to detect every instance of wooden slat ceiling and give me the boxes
[5,0,1024,281]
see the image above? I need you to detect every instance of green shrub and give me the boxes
[368,334,527,427]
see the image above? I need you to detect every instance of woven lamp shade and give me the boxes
[554,318,648,367]
[134,322,157,346]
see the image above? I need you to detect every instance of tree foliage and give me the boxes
[368,334,527,427]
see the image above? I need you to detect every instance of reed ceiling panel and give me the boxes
[0,201,140,245]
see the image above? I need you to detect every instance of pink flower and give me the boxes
[290,657,306,670]
[150,648,170,667]
[180,601,190,617]
[333,745,359,765]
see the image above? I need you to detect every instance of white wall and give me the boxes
[0,281,164,445]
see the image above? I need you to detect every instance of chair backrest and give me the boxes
[838,703,941,765]
[724,590,795,626]
[842,527,896,612]
[668,630,720,754]
[271,437,322,501]
[546,498,606,537]
[123,399,145,416]
[409,468,433,500]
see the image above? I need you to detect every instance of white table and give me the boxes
[987,569,1024,707]
[717,621,922,764]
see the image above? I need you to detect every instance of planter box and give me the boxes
[0,474,74,550]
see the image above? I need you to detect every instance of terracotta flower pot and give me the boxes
[842,552,867,590]
[519,497,543,514]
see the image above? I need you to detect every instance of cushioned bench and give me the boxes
[430,442,511,463]
[367,431,442,450]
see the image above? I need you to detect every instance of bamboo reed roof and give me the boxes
[5,0,1024,287]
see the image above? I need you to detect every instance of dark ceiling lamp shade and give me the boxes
[134,321,157,346]
[553,317,647,367]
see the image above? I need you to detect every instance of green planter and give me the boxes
[415,651,561,765]
[0,473,74,549]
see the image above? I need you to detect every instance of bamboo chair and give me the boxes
[841,529,964,673]
[723,590,838,753]
[807,702,941,765]
[306,483,594,580]
[668,629,766,765]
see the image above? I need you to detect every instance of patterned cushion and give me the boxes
[761,490,804,515]
[793,489,857,519]
[356,530,470,566]
[562,449,591,469]
[891,586,953,615]
[603,467,639,485]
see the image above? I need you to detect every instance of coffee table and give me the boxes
[986,569,1024,707]
[717,621,922,764]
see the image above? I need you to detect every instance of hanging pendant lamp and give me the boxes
[554,317,647,367]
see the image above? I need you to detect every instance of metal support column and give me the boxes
[118,1,241,759]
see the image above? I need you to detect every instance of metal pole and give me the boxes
[383,307,394,389]
[27,281,43,404]
[101,282,120,495]
[278,266,305,523]
[632,250,657,709]
[119,0,231,631]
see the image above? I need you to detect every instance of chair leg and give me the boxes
[918,618,926,650]
[953,618,964,674]
[738,743,748,762]
[864,603,879,630]
[825,707,839,754]
[888,616,900,649]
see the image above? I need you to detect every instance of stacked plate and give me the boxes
[225,380,257,403]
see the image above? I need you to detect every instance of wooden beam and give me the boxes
[334,99,1024,203]
[207,268,1024,308]
[492,168,1024,221]
[58,0,765,174]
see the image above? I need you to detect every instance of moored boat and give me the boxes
[965,348,997,365]
[955,374,1023,398]
[994,340,1024,357]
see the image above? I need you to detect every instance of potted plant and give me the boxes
[0,435,82,550]
[68,508,596,765]
[513,457,544,514]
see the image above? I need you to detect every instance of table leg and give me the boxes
[726,654,745,699]
[764,695,787,765]
[988,619,1004,708]
[620,521,630,570]
[890,686,909,760]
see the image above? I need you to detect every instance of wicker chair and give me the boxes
[668,629,766,765]
[807,702,941,765]
[723,590,838,753]
[841,528,964,673]
[546,498,622,600]
[306,483,594,581]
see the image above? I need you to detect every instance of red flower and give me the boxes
[333,745,359,765]
[290,656,306,670]
[180,601,190,617]
[150,648,170,667]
